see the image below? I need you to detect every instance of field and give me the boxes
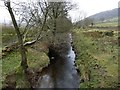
[1,21,119,88]
[94,22,118,27]
[1,26,50,88]
[72,28,119,88]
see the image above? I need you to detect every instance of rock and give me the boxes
[5,74,16,88]
[51,57,55,60]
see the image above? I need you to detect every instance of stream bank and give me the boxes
[33,33,80,88]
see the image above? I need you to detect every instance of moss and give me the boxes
[15,66,30,88]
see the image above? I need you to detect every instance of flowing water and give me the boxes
[34,33,80,88]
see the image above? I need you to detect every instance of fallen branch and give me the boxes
[23,40,36,46]
[2,37,42,58]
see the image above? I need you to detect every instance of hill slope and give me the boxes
[89,8,119,22]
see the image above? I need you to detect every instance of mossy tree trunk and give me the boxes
[5,1,28,71]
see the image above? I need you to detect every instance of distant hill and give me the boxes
[89,8,119,22]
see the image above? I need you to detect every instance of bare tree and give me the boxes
[46,1,74,35]
[13,1,50,43]
[4,0,28,71]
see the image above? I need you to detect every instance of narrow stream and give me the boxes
[34,33,80,88]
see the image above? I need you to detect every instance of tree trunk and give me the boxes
[53,18,57,36]
[6,1,28,70]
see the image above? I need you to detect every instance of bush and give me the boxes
[104,31,114,36]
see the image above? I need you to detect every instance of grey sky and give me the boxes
[0,0,119,23]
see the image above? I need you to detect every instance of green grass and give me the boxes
[72,29,118,88]
[2,25,38,48]
[94,22,118,27]
[0,60,2,89]
[2,43,49,88]
[2,25,51,88]
[2,25,50,87]
[2,26,17,47]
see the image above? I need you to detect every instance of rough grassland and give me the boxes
[2,25,50,88]
[94,22,118,27]
[2,42,49,88]
[72,29,118,88]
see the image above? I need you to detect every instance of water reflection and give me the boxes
[35,33,80,88]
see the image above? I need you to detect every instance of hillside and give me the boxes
[89,8,119,22]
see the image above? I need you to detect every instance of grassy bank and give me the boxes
[72,28,118,88]
[2,25,72,88]
[2,25,50,88]
[2,41,49,88]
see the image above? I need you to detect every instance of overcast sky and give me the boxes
[0,0,119,23]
